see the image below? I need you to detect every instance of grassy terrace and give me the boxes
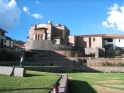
[67,72,124,93]
[1,69,124,93]
[0,71,60,93]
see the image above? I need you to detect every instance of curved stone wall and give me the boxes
[29,40,54,50]
[29,40,78,51]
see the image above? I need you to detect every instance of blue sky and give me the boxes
[0,0,124,42]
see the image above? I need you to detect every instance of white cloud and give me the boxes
[31,14,43,19]
[23,7,28,13]
[23,6,43,19]
[102,4,124,32]
[35,1,42,5]
[109,4,119,11]
[23,6,30,14]
[0,0,21,30]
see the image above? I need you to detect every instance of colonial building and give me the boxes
[4,36,14,48]
[69,34,124,57]
[26,21,71,50]
[75,34,124,50]
[0,28,7,48]
[25,21,124,58]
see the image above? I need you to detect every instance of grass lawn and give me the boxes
[67,72,124,93]
[0,70,60,93]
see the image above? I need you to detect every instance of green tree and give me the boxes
[115,50,120,56]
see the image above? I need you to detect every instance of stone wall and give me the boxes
[1,58,124,73]
[25,50,83,62]
[25,57,84,71]
[84,48,105,58]
[59,74,68,93]
[87,59,124,66]
[0,66,26,77]
[87,66,124,72]
[29,40,54,50]
[84,48,99,58]
[1,57,85,71]
[28,40,81,51]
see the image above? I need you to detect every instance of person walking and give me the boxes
[20,55,24,68]
[10,64,15,77]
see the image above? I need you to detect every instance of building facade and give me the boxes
[26,21,70,50]
[4,36,14,48]
[68,34,124,58]
[25,21,124,58]
[0,28,7,48]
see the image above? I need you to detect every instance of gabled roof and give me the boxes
[0,28,7,33]
[5,36,12,40]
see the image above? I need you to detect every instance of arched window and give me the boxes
[41,34,43,40]
[38,34,40,40]
[93,38,95,41]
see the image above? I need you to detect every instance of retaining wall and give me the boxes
[87,66,124,72]
[87,59,124,66]
[1,58,124,72]
[59,74,68,93]
[0,66,26,77]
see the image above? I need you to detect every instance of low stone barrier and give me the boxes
[0,66,26,77]
[88,66,124,72]
[59,74,68,93]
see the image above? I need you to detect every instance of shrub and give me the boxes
[117,62,124,66]
[115,50,120,56]
[0,49,19,61]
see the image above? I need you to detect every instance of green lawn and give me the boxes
[1,70,124,93]
[0,71,60,93]
[67,72,124,93]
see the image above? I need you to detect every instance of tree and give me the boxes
[115,50,120,56]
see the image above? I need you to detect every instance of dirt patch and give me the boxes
[106,85,124,88]
[83,76,97,78]
[68,77,73,80]
[96,80,122,84]
[105,77,120,80]
[93,85,124,93]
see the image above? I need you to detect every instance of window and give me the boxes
[93,38,95,41]
[38,34,40,40]
[1,32,4,36]
[119,39,120,42]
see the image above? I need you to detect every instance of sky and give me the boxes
[0,0,124,42]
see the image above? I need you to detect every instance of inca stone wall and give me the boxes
[1,58,124,72]
[87,59,124,66]
[28,40,79,51]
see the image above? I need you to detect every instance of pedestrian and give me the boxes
[20,55,24,68]
[50,88,54,93]
[55,83,60,93]
[52,84,56,93]
[10,64,15,77]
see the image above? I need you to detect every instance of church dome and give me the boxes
[48,20,52,24]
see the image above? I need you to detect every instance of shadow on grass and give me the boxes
[0,87,49,91]
[68,79,97,93]
[25,73,44,77]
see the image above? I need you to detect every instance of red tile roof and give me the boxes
[78,34,124,38]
